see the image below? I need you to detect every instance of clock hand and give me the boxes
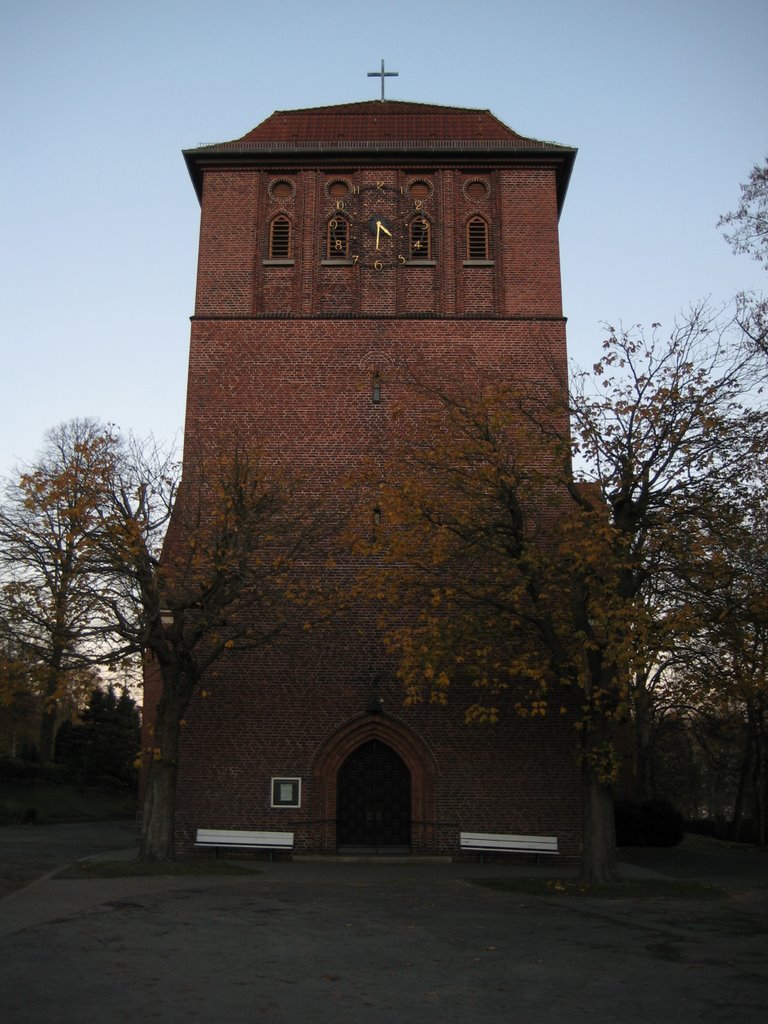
[374,219,392,250]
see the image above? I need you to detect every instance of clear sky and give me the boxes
[1,0,766,479]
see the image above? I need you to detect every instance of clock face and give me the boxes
[326,180,434,269]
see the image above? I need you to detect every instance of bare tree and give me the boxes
[720,158,768,357]
[719,158,768,268]
[87,440,334,861]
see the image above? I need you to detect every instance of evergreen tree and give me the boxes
[56,684,140,789]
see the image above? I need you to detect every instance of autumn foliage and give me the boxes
[357,307,768,879]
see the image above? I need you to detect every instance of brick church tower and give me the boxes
[163,98,580,856]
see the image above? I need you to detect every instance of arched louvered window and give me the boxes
[327,217,350,260]
[466,217,490,261]
[269,216,291,260]
[409,216,431,260]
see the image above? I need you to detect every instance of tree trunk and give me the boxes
[140,756,178,861]
[38,703,57,764]
[631,674,654,803]
[38,665,61,763]
[731,729,753,842]
[139,691,182,861]
[579,759,619,884]
[754,705,767,847]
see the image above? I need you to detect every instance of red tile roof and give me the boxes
[232,101,535,145]
[183,101,577,210]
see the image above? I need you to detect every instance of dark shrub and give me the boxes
[55,685,140,791]
[18,740,39,762]
[96,773,129,792]
[39,762,68,785]
[684,818,723,840]
[0,756,41,783]
[614,799,684,847]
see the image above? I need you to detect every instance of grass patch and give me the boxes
[472,877,727,899]
[0,863,46,899]
[55,857,262,880]
[0,781,136,825]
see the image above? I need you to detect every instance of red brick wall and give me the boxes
[194,165,563,319]
[183,318,567,463]
[173,613,582,857]
[165,153,582,858]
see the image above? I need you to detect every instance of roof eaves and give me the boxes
[182,139,577,212]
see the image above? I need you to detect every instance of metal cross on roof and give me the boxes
[367,59,399,101]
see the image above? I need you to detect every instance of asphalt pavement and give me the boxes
[0,822,766,1024]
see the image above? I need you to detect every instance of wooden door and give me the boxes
[337,739,411,852]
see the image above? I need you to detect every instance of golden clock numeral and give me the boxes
[350,185,360,194]
[374,260,383,270]
[414,199,423,210]
[376,180,385,190]
[330,218,338,228]
[335,240,343,251]
[398,254,406,264]
[352,254,359,263]
[336,200,345,211]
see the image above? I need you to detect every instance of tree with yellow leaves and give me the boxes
[0,420,116,761]
[364,304,766,882]
[2,421,332,860]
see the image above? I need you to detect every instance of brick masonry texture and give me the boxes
[194,166,563,319]
[156,103,582,858]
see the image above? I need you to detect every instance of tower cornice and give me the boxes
[183,101,576,213]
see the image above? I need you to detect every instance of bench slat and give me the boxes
[195,829,294,850]
[460,832,558,854]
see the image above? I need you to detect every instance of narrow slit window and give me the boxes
[327,217,349,260]
[372,369,382,404]
[269,216,291,259]
[466,217,489,261]
[370,505,383,544]
[409,217,431,260]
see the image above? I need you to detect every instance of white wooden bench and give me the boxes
[460,832,559,862]
[195,828,294,859]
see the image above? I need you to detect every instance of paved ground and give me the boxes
[0,820,138,898]
[0,823,766,1023]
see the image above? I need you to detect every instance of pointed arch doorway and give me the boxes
[311,715,437,854]
[337,739,411,852]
